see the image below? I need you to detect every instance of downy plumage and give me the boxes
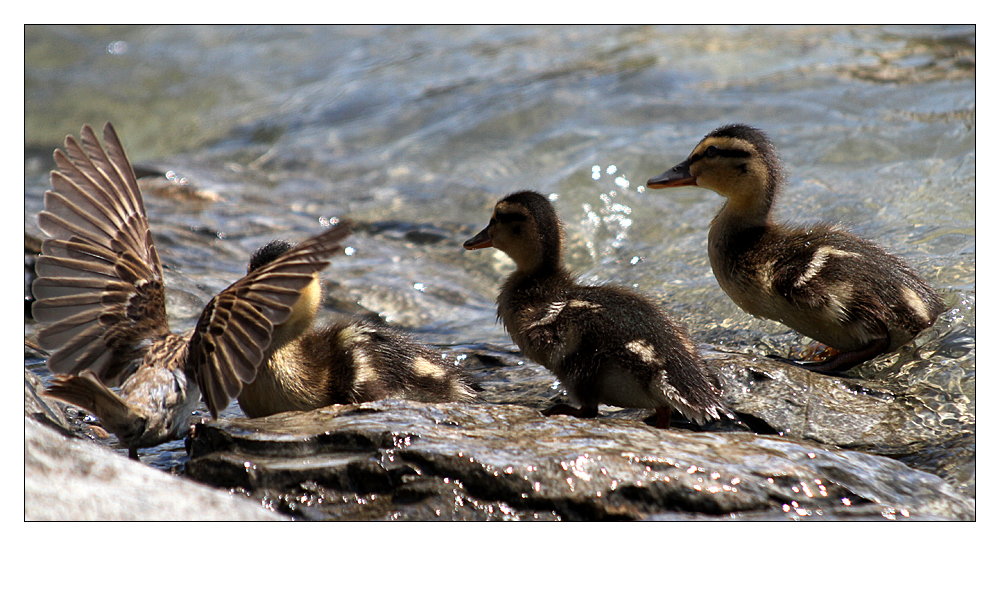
[236,239,477,418]
[464,191,728,428]
[647,124,945,372]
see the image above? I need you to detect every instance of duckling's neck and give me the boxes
[709,185,775,244]
[510,261,571,285]
[499,264,574,308]
[704,192,776,305]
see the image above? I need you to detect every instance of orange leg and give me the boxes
[771,336,890,374]
[797,341,840,362]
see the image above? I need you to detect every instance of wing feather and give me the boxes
[32,123,168,383]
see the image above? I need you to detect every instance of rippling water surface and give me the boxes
[24,25,975,476]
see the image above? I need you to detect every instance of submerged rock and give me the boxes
[186,396,974,521]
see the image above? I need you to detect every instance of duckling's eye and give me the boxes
[496,212,528,225]
[704,146,719,158]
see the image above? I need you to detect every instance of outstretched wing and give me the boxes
[188,222,353,418]
[32,123,169,383]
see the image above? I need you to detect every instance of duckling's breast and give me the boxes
[709,222,944,352]
[238,339,329,418]
[499,290,597,375]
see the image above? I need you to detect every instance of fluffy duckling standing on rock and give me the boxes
[236,240,477,418]
[32,123,352,459]
[647,124,945,373]
[464,191,729,429]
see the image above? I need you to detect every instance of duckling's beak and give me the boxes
[646,159,695,188]
[463,227,493,250]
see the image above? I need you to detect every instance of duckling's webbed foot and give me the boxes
[796,341,840,362]
[542,403,599,420]
[769,336,890,374]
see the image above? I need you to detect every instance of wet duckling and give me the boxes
[236,240,477,418]
[32,123,351,458]
[647,124,945,373]
[463,191,728,428]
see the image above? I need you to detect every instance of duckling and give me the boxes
[31,123,351,459]
[463,191,729,428]
[646,124,945,373]
[236,239,477,418]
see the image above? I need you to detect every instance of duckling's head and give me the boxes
[463,191,563,275]
[647,124,783,218]
[248,240,294,273]
[248,239,321,344]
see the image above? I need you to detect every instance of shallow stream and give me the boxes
[24,25,975,506]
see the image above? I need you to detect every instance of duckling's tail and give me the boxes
[659,373,733,426]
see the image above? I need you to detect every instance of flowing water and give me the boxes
[24,26,975,486]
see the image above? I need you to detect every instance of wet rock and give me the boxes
[361,220,460,245]
[462,343,974,493]
[24,368,71,435]
[24,370,283,520]
[25,232,41,317]
[894,433,976,498]
[715,352,972,448]
[25,417,285,521]
[186,397,974,521]
[139,174,225,204]
[705,351,975,493]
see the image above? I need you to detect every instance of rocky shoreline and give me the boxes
[24,347,975,521]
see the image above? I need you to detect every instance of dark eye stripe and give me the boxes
[496,212,528,224]
[693,148,751,162]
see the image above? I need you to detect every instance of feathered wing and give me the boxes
[188,222,353,418]
[32,123,169,383]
